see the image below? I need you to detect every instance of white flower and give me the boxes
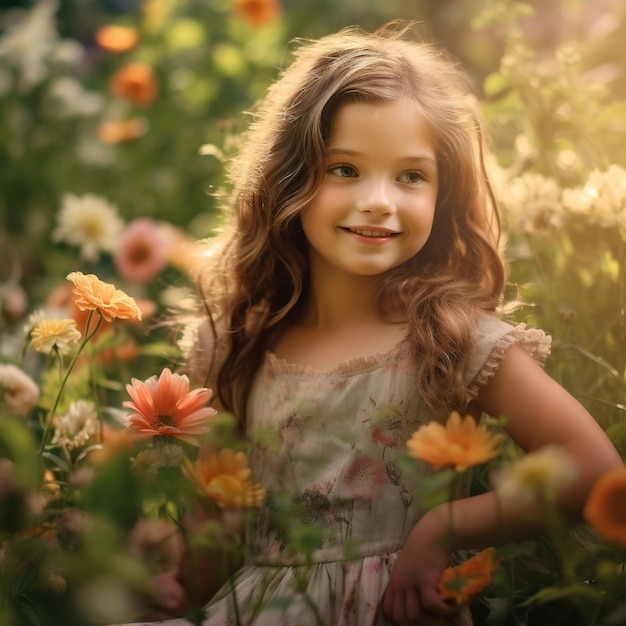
[47,76,104,117]
[500,173,565,235]
[156,443,184,468]
[52,193,124,262]
[50,39,83,67]
[50,400,98,449]
[562,164,626,240]
[0,0,59,89]
[130,448,162,481]
[492,445,578,506]
[0,363,40,416]
[129,444,184,480]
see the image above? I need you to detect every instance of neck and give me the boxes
[302,270,381,330]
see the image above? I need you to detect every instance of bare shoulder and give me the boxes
[474,342,621,474]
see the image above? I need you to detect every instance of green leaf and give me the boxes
[520,583,604,607]
[484,72,511,98]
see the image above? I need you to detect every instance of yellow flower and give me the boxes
[438,547,499,605]
[407,411,502,471]
[493,445,577,506]
[584,466,626,546]
[30,318,82,355]
[66,272,142,322]
[183,447,265,509]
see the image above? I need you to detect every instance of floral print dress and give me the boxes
[122,316,550,626]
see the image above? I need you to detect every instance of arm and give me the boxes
[384,344,622,625]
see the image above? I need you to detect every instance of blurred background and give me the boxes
[1,3,625,625]
[1,0,625,431]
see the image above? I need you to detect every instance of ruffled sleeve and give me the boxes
[464,315,552,404]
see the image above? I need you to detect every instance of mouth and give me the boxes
[340,226,400,238]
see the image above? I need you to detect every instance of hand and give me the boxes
[143,571,187,620]
[383,512,461,625]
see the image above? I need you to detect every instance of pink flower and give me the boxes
[124,368,216,445]
[114,218,168,284]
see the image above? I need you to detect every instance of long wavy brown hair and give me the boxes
[188,22,505,424]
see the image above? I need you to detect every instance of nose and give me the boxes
[355,179,396,216]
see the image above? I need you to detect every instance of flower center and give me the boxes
[129,241,151,263]
[154,413,177,428]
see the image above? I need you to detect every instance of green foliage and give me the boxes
[1,0,626,625]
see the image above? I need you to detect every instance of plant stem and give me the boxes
[39,311,102,452]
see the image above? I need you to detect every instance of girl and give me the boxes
[121,23,621,626]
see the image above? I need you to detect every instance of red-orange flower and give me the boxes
[183,447,265,508]
[95,25,140,53]
[124,368,216,445]
[234,0,282,27]
[66,272,142,323]
[98,117,147,144]
[584,466,626,546]
[438,547,499,604]
[407,411,502,472]
[110,62,159,106]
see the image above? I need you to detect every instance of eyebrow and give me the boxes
[325,147,437,165]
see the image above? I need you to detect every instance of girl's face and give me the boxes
[301,98,439,282]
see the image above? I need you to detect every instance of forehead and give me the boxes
[326,98,437,157]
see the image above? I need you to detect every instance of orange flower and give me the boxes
[407,411,502,472]
[124,368,216,445]
[98,117,147,144]
[438,547,499,605]
[110,62,158,106]
[95,25,140,53]
[234,0,282,27]
[183,447,265,508]
[583,466,626,546]
[66,272,142,323]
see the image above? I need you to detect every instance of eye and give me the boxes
[398,171,425,184]
[328,164,358,178]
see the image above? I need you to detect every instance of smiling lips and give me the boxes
[341,226,400,238]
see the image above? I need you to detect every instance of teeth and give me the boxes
[351,228,391,237]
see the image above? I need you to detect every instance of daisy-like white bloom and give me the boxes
[562,164,626,242]
[501,173,565,236]
[47,76,104,118]
[129,448,162,481]
[492,445,577,506]
[0,363,40,416]
[182,447,266,508]
[30,318,81,355]
[407,412,502,472]
[50,400,98,449]
[0,0,58,89]
[126,442,184,476]
[584,466,626,546]
[66,272,142,322]
[438,547,499,605]
[124,368,216,445]
[52,193,124,263]
[114,218,169,284]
